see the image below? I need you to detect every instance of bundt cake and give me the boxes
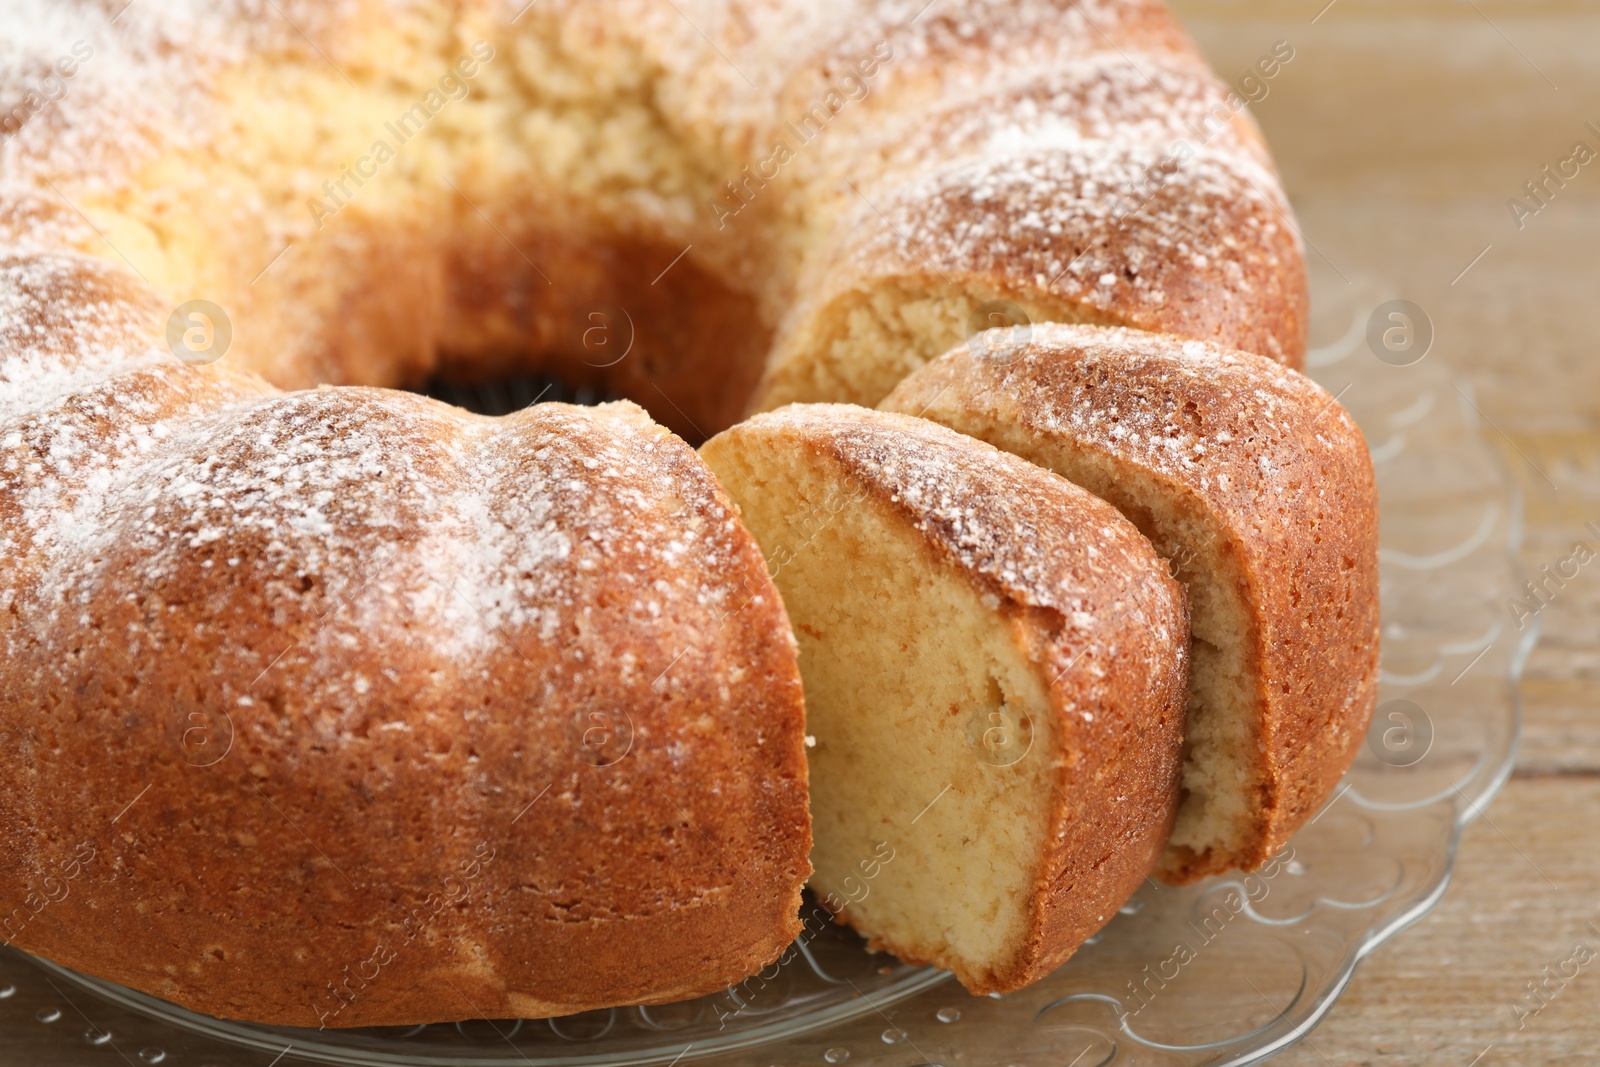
[3,348,812,1025]
[882,324,1380,881]
[0,0,1342,1032]
[700,406,1190,994]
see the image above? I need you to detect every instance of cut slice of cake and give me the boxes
[700,404,1189,993]
[882,324,1380,882]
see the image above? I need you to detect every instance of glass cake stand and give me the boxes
[0,273,1531,1066]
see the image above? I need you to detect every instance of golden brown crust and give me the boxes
[1,365,810,1025]
[713,405,1189,992]
[2,0,1319,1022]
[753,144,1307,414]
[881,324,1380,881]
[749,0,1305,414]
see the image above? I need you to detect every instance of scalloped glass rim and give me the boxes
[12,282,1530,1067]
[29,946,956,1067]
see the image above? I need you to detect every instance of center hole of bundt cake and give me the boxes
[382,219,772,445]
[415,372,619,418]
[397,247,767,444]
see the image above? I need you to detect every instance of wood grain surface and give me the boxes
[1170,2,1600,1062]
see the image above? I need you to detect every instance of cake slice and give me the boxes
[699,404,1189,993]
[882,324,1379,882]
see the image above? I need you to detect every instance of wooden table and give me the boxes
[1169,2,1600,1062]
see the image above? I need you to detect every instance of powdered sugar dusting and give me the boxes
[751,403,1184,663]
[891,323,1367,534]
[1009,324,1348,489]
[0,251,167,418]
[6,382,757,672]
[857,141,1289,306]
[0,1,256,193]
[866,52,1270,183]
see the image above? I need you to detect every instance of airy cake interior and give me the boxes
[758,280,1099,411]
[883,406,1262,876]
[700,430,1058,987]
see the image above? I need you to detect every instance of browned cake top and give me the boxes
[7,386,787,733]
[887,324,1369,543]
[883,323,1381,871]
[3,355,812,1021]
[734,403,1188,697]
